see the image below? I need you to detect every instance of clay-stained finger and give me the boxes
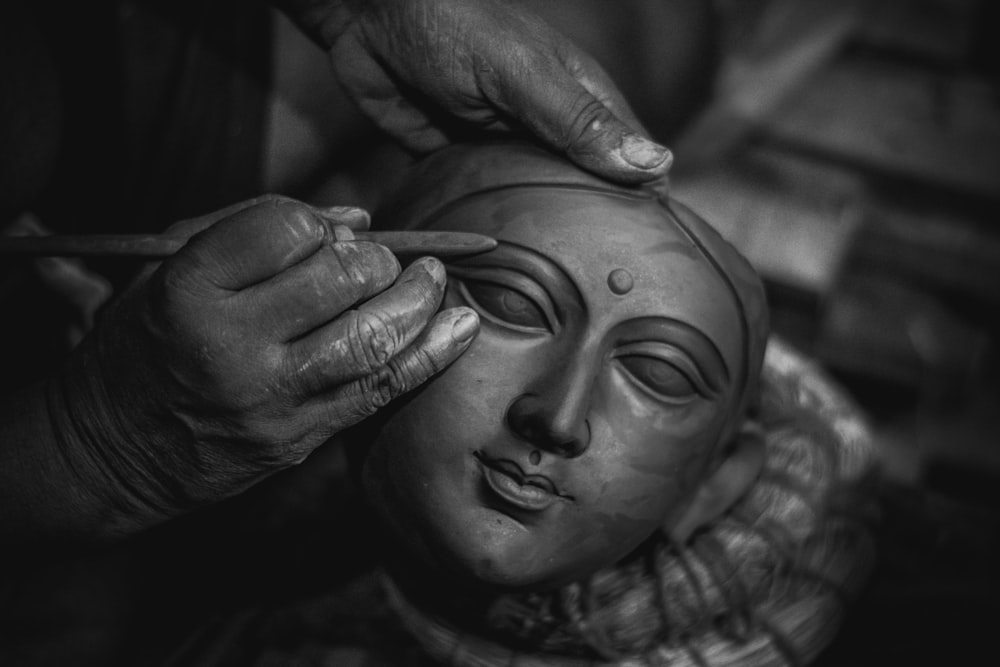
[281,256,448,396]
[482,42,671,184]
[235,240,401,341]
[310,307,480,432]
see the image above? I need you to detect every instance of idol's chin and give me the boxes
[361,448,598,592]
[398,511,615,596]
[387,511,531,588]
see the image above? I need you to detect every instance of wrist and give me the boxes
[46,333,181,538]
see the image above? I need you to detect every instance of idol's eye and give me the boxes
[618,355,697,403]
[457,279,552,333]
[447,266,557,334]
[615,342,712,404]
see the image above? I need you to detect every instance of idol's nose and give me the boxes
[505,391,591,458]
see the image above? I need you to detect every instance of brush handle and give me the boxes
[0,230,496,259]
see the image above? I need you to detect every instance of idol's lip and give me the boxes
[474,451,574,511]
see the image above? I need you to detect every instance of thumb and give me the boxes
[486,48,672,184]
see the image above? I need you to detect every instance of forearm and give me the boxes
[1,385,109,547]
[0,372,158,548]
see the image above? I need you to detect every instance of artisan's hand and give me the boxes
[49,196,478,534]
[277,0,671,183]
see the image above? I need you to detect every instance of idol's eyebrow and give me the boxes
[623,317,731,393]
[447,241,586,316]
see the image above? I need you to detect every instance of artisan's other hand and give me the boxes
[49,197,478,535]
[276,0,671,183]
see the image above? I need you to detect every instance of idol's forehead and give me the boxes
[423,187,745,374]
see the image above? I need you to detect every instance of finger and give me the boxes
[482,45,672,184]
[281,256,447,395]
[235,240,401,342]
[470,59,650,147]
[561,47,649,138]
[311,307,480,431]
[169,198,330,291]
[331,35,450,153]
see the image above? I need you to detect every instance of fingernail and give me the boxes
[331,224,355,242]
[315,205,370,229]
[451,311,479,344]
[621,135,672,171]
[421,257,446,287]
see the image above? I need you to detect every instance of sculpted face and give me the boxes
[362,184,757,590]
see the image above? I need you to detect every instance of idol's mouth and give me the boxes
[474,451,574,512]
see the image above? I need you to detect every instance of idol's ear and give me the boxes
[668,426,765,544]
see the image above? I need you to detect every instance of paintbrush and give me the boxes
[0,230,497,259]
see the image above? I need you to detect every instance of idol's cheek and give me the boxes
[362,443,493,580]
[578,467,687,530]
[606,402,727,480]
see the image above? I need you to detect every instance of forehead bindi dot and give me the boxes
[607,268,634,295]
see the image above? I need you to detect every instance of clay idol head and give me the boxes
[362,140,769,591]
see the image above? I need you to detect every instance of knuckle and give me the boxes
[324,394,369,428]
[154,260,193,302]
[357,368,403,413]
[347,310,398,373]
[147,266,208,333]
[301,256,341,303]
[372,242,401,272]
[476,40,538,100]
[561,92,608,151]
[357,349,441,414]
[327,246,369,298]
[271,201,324,243]
[399,348,442,384]
[363,243,402,285]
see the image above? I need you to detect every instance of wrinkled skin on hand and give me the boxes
[276,0,671,183]
[49,196,479,532]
